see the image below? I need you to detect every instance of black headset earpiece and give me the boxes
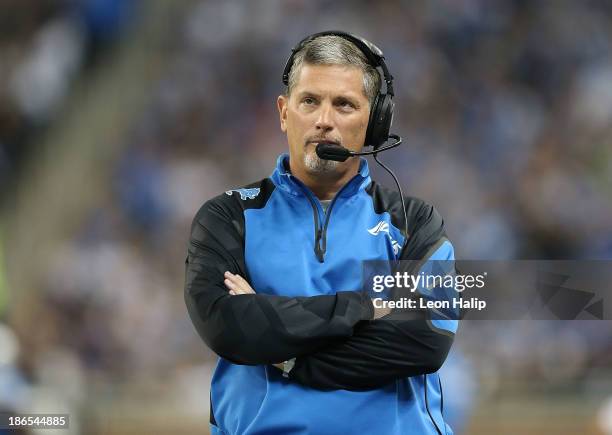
[365,93,394,150]
[282,30,394,151]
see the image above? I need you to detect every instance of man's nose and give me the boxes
[315,103,334,132]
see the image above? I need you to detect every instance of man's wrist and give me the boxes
[273,358,296,378]
[282,358,296,377]
[361,292,390,320]
[373,302,392,319]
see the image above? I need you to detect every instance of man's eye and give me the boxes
[338,100,355,110]
[303,97,316,105]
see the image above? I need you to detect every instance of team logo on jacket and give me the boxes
[368,221,389,236]
[368,220,402,256]
[225,188,260,200]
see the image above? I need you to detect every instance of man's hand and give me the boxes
[224,272,286,370]
[373,303,392,319]
[224,271,256,295]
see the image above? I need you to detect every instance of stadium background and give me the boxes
[1,1,612,433]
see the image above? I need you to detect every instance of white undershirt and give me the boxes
[320,199,332,213]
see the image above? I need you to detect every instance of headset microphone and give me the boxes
[315,134,402,162]
[315,143,352,162]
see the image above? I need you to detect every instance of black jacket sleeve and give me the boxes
[287,201,456,391]
[184,193,374,366]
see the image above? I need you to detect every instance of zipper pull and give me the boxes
[315,229,324,262]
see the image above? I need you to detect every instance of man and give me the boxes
[185,31,457,435]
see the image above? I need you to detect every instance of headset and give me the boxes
[282,30,396,151]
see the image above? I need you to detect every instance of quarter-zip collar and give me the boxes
[270,153,371,198]
[270,153,372,262]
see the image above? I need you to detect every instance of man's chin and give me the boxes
[303,151,340,174]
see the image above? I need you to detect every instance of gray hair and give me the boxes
[285,35,381,107]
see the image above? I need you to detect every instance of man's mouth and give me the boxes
[307,139,341,147]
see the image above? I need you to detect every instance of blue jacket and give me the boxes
[185,154,457,434]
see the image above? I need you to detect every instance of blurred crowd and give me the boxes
[0,0,137,200]
[2,0,612,433]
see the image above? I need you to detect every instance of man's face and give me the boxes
[277,64,371,178]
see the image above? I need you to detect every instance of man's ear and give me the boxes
[277,95,288,133]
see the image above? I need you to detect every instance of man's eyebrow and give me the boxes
[333,95,359,103]
[296,91,362,102]
[296,91,321,99]
[333,95,364,108]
